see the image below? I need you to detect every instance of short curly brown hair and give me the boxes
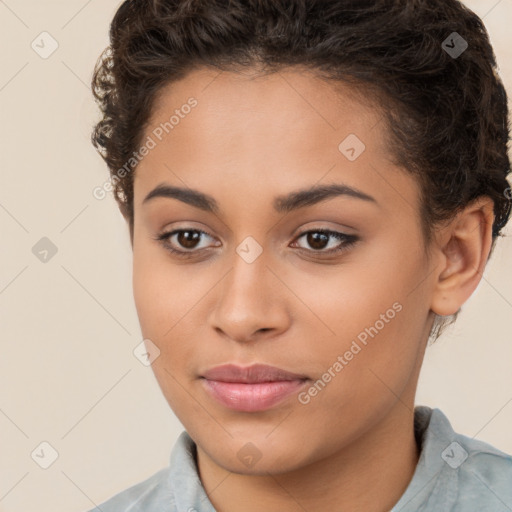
[91,0,511,341]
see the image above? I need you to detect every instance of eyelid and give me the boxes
[156,227,218,247]
[292,228,358,254]
[154,225,358,259]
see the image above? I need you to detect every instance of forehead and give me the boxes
[133,66,419,220]
[147,66,386,152]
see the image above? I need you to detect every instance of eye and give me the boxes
[290,229,358,255]
[155,228,219,258]
[154,227,358,259]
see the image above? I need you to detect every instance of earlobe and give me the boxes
[430,197,495,317]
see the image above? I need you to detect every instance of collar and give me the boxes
[166,406,472,512]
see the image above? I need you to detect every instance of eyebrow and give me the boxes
[142,182,378,214]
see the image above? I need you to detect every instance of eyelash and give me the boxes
[154,228,359,259]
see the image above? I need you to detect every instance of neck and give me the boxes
[196,401,420,512]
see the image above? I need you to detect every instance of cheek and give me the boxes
[132,253,200,410]
[132,241,197,335]
[292,250,427,389]
[132,245,208,378]
[287,264,402,345]
[132,252,163,336]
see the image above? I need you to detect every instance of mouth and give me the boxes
[200,363,310,412]
[201,363,308,383]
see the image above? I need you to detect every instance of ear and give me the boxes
[430,196,495,316]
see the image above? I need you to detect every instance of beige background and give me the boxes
[0,1,511,511]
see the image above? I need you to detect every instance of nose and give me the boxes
[208,248,291,344]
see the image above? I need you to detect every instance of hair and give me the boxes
[91,0,511,342]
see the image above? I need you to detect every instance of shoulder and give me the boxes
[84,431,206,512]
[86,466,175,512]
[453,429,512,507]
[421,407,512,511]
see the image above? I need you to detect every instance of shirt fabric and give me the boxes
[88,406,512,511]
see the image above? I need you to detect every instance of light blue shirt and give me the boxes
[87,406,512,511]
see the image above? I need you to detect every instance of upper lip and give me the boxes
[202,364,308,383]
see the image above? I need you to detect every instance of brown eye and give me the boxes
[155,228,219,257]
[176,230,202,249]
[305,232,330,250]
[292,229,358,255]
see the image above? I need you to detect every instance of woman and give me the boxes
[88,0,512,510]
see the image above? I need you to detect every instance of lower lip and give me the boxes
[201,378,308,412]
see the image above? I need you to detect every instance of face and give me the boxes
[132,66,436,475]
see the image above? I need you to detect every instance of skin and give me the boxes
[129,66,494,512]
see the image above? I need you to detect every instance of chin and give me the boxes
[197,431,314,476]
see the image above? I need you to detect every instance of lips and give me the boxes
[200,363,309,412]
[201,363,308,383]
